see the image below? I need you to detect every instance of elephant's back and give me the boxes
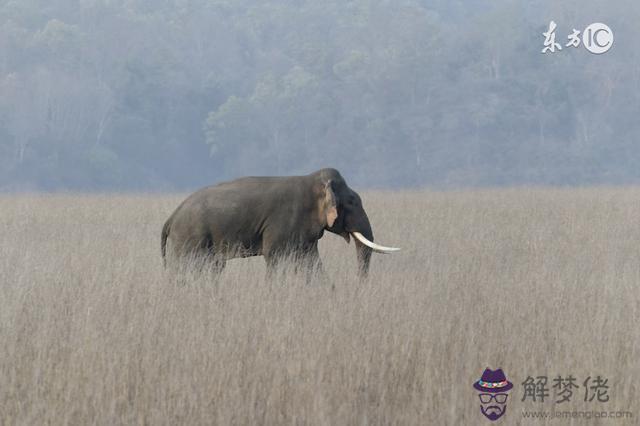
[185,176,297,210]
[170,184,254,232]
[166,176,302,249]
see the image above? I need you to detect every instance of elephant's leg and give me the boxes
[301,244,330,284]
[276,243,327,284]
[262,237,326,283]
[262,233,287,279]
[207,257,226,276]
[185,235,227,280]
[264,250,283,280]
[202,237,228,280]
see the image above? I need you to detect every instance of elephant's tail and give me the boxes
[161,218,171,267]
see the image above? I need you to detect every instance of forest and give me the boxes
[1,0,638,190]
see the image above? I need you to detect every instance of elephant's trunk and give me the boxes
[353,217,373,279]
[355,240,372,279]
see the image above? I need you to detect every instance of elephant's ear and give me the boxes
[316,180,338,227]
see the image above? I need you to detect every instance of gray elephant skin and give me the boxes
[161,168,399,277]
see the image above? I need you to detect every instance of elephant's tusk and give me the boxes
[351,232,401,254]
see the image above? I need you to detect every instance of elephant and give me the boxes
[161,168,399,278]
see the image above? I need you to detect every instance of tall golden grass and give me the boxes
[0,190,638,425]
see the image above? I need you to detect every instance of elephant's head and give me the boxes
[312,168,400,277]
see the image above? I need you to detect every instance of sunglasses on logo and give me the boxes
[478,393,508,404]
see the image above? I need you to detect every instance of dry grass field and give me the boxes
[0,189,638,425]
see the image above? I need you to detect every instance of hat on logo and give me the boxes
[473,368,513,393]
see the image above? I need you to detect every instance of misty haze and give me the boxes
[1,1,639,425]
[1,1,639,190]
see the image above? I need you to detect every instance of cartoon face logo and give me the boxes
[473,368,513,421]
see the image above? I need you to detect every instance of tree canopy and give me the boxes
[1,0,638,190]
